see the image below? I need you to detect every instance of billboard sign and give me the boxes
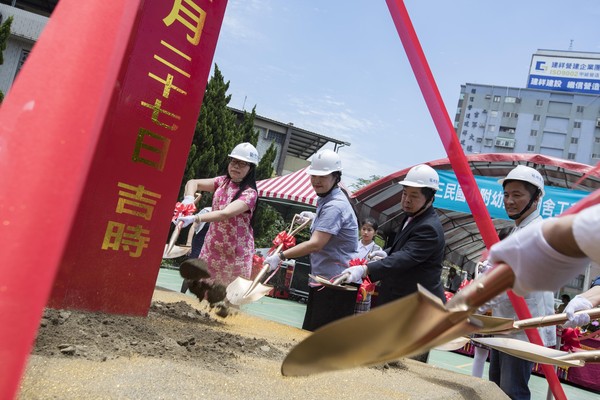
[527,54,600,95]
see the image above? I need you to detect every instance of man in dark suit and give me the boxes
[342,164,446,304]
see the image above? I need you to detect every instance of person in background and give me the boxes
[354,217,386,314]
[446,267,462,294]
[556,294,571,314]
[176,142,259,296]
[486,165,556,400]
[356,217,385,260]
[264,149,358,331]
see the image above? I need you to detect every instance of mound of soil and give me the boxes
[33,300,285,373]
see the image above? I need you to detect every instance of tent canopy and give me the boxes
[257,167,317,207]
[350,153,600,272]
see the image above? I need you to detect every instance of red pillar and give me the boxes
[0,0,227,398]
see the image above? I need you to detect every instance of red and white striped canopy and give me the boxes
[257,167,317,206]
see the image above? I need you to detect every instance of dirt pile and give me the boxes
[33,300,285,373]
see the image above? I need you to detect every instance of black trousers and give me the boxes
[302,285,357,332]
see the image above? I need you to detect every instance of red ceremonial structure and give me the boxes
[0,1,227,398]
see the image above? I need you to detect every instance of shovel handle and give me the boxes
[446,262,515,313]
[514,308,600,330]
[165,220,184,256]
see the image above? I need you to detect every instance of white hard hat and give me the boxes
[399,164,440,190]
[498,165,545,196]
[228,142,259,165]
[307,149,342,176]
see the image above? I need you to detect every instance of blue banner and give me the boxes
[434,170,589,220]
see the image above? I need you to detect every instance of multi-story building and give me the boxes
[454,50,600,165]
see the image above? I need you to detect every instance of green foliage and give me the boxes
[253,202,286,248]
[255,142,277,180]
[349,174,382,192]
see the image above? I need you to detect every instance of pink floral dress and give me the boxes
[199,176,257,286]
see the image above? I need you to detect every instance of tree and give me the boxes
[349,175,382,192]
[0,16,14,103]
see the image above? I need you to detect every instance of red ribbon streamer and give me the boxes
[385,1,569,397]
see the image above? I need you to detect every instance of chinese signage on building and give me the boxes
[527,53,600,95]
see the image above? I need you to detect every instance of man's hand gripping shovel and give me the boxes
[226,215,312,306]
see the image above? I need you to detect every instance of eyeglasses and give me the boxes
[229,158,251,168]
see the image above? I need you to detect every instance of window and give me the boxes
[502,112,518,118]
[536,99,544,107]
[471,88,476,94]
[574,121,581,128]
[494,138,515,148]
[530,129,538,137]
[14,49,30,80]
[568,153,576,160]
[469,97,474,102]
[527,145,535,151]
[576,105,584,113]
[593,154,600,159]
[485,139,493,147]
[571,137,579,144]
[504,96,516,103]
[533,114,541,121]
[493,96,501,102]
[595,137,600,143]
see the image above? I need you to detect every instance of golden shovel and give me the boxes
[281,262,515,376]
[474,337,600,367]
[163,193,202,258]
[226,215,312,306]
[434,308,600,351]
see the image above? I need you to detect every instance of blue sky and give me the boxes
[211,0,600,187]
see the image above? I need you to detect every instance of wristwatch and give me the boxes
[279,250,287,261]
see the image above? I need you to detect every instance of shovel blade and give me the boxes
[281,285,480,376]
[226,277,272,306]
[163,244,191,259]
[472,337,584,368]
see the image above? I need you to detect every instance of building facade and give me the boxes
[454,50,600,165]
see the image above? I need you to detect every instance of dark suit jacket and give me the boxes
[367,206,445,305]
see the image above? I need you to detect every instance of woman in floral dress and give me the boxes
[177,142,259,287]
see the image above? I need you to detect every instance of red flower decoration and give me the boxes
[172,202,197,222]
[269,231,297,254]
